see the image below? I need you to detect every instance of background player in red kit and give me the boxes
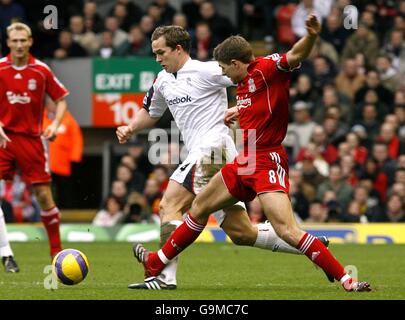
[134,15,371,292]
[0,23,68,266]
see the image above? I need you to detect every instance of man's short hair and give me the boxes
[213,35,253,65]
[7,22,32,38]
[151,26,191,54]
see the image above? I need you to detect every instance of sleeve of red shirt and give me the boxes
[263,53,296,82]
[44,67,69,102]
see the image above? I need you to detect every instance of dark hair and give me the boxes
[213,35,253,65]
[151,26,191,53]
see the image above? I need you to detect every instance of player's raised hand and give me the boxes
[116,125,133,144]
[42,122,58,141]
[224,106,240,127]
[306,14,321,36]
[0,126,11,148]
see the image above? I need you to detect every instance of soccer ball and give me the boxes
[52,249,89,285]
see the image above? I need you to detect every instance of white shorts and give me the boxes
[170,134,246,226]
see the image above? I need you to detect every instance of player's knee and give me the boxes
[274,224,295,244]
[228,231,251,246]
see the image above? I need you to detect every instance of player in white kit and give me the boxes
[116,26,330,289]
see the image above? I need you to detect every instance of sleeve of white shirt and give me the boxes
[202,61,234,88]
[143,76,167,118]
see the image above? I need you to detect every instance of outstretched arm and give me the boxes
[116,108,160,144]
[286,14,321,68]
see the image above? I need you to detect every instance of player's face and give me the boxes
[218,61,244,84]
[152,36,182,73]
[7,29,32,60]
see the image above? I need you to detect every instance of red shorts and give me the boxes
[221,146,290,202]
[0,133,51,185]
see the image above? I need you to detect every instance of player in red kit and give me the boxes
[0,23,68,268]
[134,15,371,292]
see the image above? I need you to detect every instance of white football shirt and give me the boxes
[143,58,233,154]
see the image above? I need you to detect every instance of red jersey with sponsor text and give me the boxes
[0,54,69,136]
[236,54,291,153]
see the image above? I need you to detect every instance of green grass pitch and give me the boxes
[1,242,405,300]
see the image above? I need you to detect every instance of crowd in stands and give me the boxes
[0,0,404,225]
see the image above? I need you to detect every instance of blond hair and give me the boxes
[7,22,32,38]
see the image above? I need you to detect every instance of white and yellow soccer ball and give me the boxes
[52,249,89,285]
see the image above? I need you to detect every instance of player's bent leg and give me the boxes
[259,192,371,291]
[190,172,238,224]
[129,180,194,289]
[32,184,62,258]
[134,172,238,278]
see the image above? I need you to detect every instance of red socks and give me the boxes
[40,207,62,257]
[159,214,205,262]
[297,232,346,281]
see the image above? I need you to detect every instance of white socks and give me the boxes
[254,222,301,254]
[0,207,13,257]
[157,220,182,285]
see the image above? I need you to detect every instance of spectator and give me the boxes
[371,194,405,222]
[93,195,125,227]
[296,142,329,177]
[182,0,204,29]
[313,85,351,124]
[298,154,325,191]
[110,0,143,32]
[354,69,394,107]
[153,0,177,26]
[172,13,194,39]
[316,164,353,211]
[199,1,235,42]
[152,165,169,193]
[102,16,128,49]
[97,30,115,58]
[372,142,397,186]
[143,178,162,219]
[110,180,128,205]
[289,175,309,221]
[376,54,401,92]
[190,22,218,61]
[289,74,319,109]
[377,122,401,159]
[289,167,316,203]
[342,23,379,68]
[320,10,350,54]
[53,30,87,59]
[291,0,324,38]
[69,15,98,55]
[83,0,103,33]
[286,101,316,156]
[345,132,368,165]
[359,157,389,204]
[116,24,151,57]
[340,154,358,186]
[305,200,328,223]
[322,116,348,147]
[335,59,366,101]
[139,15,155,40]
[353,104,381,146]
[124,191,151,224]
[381,30,405,79]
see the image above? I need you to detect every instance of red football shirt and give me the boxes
[0,54,69,136]
[236,54,293,153]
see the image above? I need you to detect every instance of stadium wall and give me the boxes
[5,223,405,244]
